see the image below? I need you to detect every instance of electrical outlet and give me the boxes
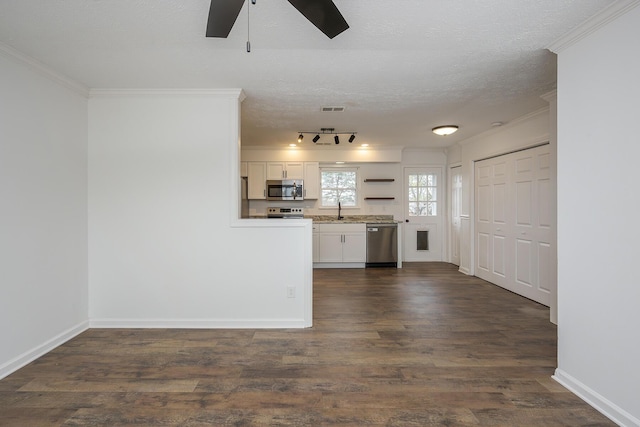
[287,286,295,298]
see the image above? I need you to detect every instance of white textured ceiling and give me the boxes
[0,0,614,149]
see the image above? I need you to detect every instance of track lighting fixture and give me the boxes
[296,129,358,146]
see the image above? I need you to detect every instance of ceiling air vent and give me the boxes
[321,106,345,112]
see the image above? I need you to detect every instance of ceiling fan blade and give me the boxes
[206,0,246,38]
[286,0,349,39]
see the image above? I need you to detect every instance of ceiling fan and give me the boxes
[206,0,349,39]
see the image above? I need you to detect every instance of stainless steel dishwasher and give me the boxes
[366,223,398,267]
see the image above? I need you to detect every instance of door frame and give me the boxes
[471,143,554,307]
[402,165,445,262]
[469,142,550,275]
[448,163,462,265]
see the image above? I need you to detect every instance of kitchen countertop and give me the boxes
[309,215,401,224]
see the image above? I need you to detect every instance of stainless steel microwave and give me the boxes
[266,180,304,201]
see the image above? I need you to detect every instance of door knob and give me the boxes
[405,219,409,222]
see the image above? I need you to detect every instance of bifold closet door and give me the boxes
[475,145,552,306]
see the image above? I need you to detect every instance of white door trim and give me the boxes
[402,166,444,262]
[448,164,462,266]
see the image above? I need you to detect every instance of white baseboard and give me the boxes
[553,368,640,427]
[313,263,366,269]
[0,320,90,380]
[90,318,311,329]
[459,266,470,275]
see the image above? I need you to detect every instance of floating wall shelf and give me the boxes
[364,179,395,182]
[364,197,395,200]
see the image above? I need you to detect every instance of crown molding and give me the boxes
[457,106,550,147]
[0,42,247,102]
[0,41,89,97]
[89,88,245,100]
[547,0,640,53]
[540,89,557,103]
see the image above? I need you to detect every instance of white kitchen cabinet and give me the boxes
[247,162,266,199]
[266,163,284,180]
[317,223,366,264]
[267,162,304,180]
[303,162,319,199]
[341,231,367,262]
[318,233,344,263]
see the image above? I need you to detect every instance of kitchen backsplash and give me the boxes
[308,215,396,222]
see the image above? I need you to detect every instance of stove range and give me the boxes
[267,207,305,219]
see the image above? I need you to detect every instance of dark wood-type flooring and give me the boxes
[0,263,614,426]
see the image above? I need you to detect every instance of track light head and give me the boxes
[348,134,355,143]
[313,134,320,143]
[297,134,304,143]
[334,135,340,144]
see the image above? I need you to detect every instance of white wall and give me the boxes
[88,91,312,328]
[0,51,89,378]
[552,4,640,425]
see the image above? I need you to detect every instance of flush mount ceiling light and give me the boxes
[296,128,357,146]
[432,125,459,136]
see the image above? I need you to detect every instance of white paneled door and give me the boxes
[475,145,552,306]
[403,167,443,262]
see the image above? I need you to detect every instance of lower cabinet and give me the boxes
[316,223,366,265]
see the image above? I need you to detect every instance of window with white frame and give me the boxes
[408,173,437,216]
[320,168,358,207]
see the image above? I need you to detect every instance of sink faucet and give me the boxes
[338,201,344,220]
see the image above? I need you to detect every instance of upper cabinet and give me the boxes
[246,161,319,199]
[303,162,319,199]
[267,162,304,180]
[247,162,267,199]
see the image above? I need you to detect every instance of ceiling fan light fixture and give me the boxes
[312,134,320,143]
[432,125,459,136]
[207,0,349,40]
